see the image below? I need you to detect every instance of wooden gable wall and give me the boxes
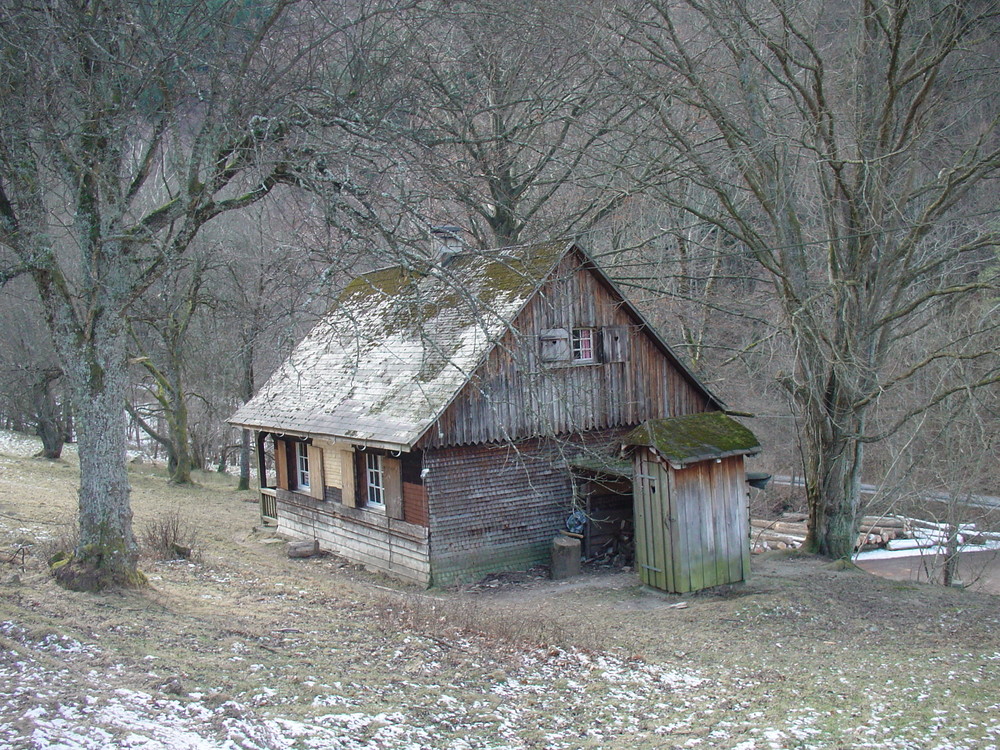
[418,249,712,449]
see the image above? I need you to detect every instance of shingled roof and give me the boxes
[230,240,572,449]
[624,412,760,467]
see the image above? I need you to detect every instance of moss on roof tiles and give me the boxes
[625,412,760,465]
[341,265,412,302]
[334,242,567,342]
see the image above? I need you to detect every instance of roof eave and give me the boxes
[226,418,413,452]
[650,445,761,470]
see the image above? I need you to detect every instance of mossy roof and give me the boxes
[230,241,571,448]
[624,412,760,467]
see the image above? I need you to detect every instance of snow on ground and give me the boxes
[0,616,718,750]
[5,607,997,750]
[0,430,47,459]
[855,542,1000,561]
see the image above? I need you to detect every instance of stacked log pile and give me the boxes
[749,512,998,554]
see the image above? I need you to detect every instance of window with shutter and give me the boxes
[365,453,385,508]
[294,441,310,490]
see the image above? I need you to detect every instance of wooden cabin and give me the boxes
[230,238,759,588]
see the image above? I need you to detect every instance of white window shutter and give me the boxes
[539,328,570,362]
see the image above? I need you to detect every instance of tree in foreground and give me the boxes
[0,0,364,589]
[610,0,1000,556]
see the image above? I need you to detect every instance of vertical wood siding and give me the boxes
[418,250,711,450]
[634,453,750,593]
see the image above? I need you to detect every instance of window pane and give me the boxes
[296,443,310,489]
[366,453,384,506]
[572,328,594,361]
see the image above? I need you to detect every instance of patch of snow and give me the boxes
[854,542,1000,561]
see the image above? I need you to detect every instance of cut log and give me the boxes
[886,538,936,551]
[551,535,581,579]
[751,529,805,545]
[856,533,883,548]
[287,539,319,558]
[750,519,809,536]
[779,512,808,523]
[862,516,906,529]
[859,526,898,541]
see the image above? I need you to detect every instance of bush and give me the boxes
[141,510,198,561]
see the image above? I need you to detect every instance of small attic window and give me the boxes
[571,328,595,363]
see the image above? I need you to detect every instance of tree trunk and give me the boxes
[32,371,64,459]
[167,384,193,484]
[237,345,255,491]
[800,374,867,559]
[238,428,252,491]
[52,321,143,590]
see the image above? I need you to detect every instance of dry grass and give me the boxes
[1,431,998,749]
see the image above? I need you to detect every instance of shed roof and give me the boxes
[625,412,760,467]
[230,239,723,449]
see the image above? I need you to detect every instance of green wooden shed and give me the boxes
[625,412,760,593]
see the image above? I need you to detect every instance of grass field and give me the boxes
[0,431,997,749]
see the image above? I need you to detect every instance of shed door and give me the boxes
[633,452,677,592]
[634,454,751,594]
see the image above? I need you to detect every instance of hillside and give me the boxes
[0,432,997,749]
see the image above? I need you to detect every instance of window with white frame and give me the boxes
[571,328,595,363]
[295,441,310,490]
[366,453,385,507]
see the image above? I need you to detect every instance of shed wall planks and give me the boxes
[634,451,750,594]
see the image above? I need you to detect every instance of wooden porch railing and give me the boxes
[260,487,277,525]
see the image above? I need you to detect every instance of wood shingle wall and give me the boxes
[423,434,623,585]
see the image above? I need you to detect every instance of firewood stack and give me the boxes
[749,512,996,554]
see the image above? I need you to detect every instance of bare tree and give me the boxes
[608,0,1000,557]
[0,0,376,589]
[380,0,640,247]
[0,279,69,457]
[126,255,212,485]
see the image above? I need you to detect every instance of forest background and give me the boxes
[0,0,997,588]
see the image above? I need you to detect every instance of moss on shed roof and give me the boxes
[625,412,760,466]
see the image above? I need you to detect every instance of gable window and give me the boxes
[366,453,385,507]
[571,328,595,363]
[295,441,310,490]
